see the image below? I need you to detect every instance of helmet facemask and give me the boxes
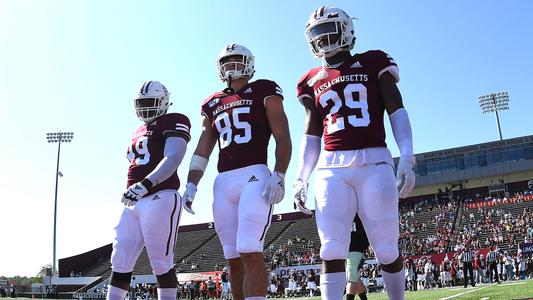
[134,81,170,123]
[217,54,254,82]
[305,7,356,59]
[217,44,255,83]
[135,97,168,123]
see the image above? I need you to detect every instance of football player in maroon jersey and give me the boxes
[106,81,191,300]
[182,44,291,300]
[293,6,415,300]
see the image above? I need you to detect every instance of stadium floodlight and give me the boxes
[46,131,74,277]
[478,92,510,141]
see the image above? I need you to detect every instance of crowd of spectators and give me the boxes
[399,200,459,256]
[0,286,18,298]
[263,236,321,270]
[121,278,220,300]
[402,250,533,292]
[455,204,532,252]
[267,269,319,298]
[258,184,533,297]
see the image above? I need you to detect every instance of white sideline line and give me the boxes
[438,285,491,300]
[499,281,526,286]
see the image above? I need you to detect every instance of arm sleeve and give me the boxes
[389,108,414,158]
[295,134,321,183]
[145,137,188,186]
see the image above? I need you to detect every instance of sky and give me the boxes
[1,0,532,277]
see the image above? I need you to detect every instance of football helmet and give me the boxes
[305,6,355,58]
[217,44,255,82]
[134,80,170,123]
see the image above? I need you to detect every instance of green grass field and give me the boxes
[289,279,533,300]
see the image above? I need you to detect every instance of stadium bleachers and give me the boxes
[67,183,532,280]
[457,198,532,254]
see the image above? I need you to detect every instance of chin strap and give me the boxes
[223,75,235,94]
[316,62,329,81]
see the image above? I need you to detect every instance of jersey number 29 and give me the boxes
[319,83,370,134]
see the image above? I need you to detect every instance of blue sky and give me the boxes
[1,0,532,277]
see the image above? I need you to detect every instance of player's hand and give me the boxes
[121,179,151,207]
[261,172,285,205]
[396,155,416,198]
[182,182,197,214]
[293,179,313,215]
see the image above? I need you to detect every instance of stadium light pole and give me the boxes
[478,92,509,141]
[46,131,74,277]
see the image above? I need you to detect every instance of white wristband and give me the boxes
[189,154,209,172]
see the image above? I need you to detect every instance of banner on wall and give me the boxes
[520,242,533,254]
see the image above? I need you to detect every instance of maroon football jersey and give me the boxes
[126,113,191,196]
[201,79,283,172]
[297,50,399,151]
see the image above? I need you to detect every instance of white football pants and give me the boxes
[314,156,400,265]
[212,164,273,259]
[110,189,182,275]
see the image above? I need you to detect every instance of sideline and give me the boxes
[438,285,491,300]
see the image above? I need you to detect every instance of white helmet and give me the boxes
[217,44,255,82]
[305,6,355,58]
[134,80,170,123]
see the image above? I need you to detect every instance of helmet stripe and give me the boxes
[319,6,326,17]
[140,82,148,94]
[144,80,152,94]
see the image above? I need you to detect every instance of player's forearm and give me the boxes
[146,157,178,186]
[389,108,414,159]
[186,153,210,187]
[187,170,204,187]
[273,137,292,174]
[145,138,187,186]
[295,134,321,182]
[185,128,216,187]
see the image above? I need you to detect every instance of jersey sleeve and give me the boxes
[296,72,314,104]
[200,105,208,118]
[201,93,219,119]
[373,50,400,82]
[161,113,192,142]
[261,80,284,105]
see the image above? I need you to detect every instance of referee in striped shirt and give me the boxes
[460,245,475,288]
[487,245,500,283]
